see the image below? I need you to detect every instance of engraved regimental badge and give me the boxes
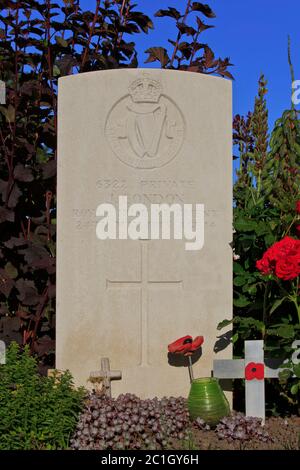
[105,74,185,169]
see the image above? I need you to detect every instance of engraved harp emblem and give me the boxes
[105,74,185,169]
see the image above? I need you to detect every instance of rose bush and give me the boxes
[218,72,300,413]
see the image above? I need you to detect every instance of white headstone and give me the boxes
[56,69,232,398]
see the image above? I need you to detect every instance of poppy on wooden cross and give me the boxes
[213,340,284,423]
[245,362,264,380]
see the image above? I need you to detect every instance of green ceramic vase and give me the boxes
[188,377,230,427]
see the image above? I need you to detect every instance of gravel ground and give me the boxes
[173,416,300,450]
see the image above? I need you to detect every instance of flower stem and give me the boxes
[262,281,270,337]
[188,356,194,383]
[291,297,300,324]
[289,277,300,324]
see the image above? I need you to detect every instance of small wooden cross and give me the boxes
[0,340,6,364]
[213,340,283,423]
[89,357,122,398]
[0,80,5,104]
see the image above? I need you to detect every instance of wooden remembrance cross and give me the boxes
[213,340,282,422]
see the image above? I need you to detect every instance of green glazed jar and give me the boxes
[188,377,230,427]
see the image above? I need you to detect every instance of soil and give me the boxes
[172,416,300,450]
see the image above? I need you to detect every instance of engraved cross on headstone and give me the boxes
[106,241,183,367]
[213,340,283,422]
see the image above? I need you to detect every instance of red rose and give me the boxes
[272,236,300,259]
[256,236,300,280]
[245,362,264,380]
[168,335,204,356]
[256,253,275,275]
[256,243,278,275]
[296,201,300,214]
[275,255,300,280]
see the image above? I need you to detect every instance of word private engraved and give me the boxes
[105,74,185,169]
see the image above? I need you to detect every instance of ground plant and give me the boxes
[0,342,85,449]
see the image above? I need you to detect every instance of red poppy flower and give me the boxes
[168,335,204,356]
[245,362,264,380]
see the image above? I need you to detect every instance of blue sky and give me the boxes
[135,0,300,129]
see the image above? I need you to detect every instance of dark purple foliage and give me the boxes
[70,393,189,450]
[216,413,272,442]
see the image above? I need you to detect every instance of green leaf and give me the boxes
[233,276,246,287]
[233,295,250,308]
[264,233,275,246]
[234,218,257,232]
[246,284,257,295]
[36,147,49,163]
[254,222,270,237]
[290,384,299,395]
[293,364,300,378]
[269,221,278,231]
[217,319,233,330]
[270,297,287,315]
[269,325,295,339]
[55,36,68,48]
[0,104,15,122]
[4,262,18,279]
[278,369,292,382]
[53,65,60,77]
[232,332,239,343]
[233,263,245,275]
[278,325,295,339]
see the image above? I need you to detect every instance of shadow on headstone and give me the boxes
[216,378,232,392]
[213,330,233,353]
[167,348,202,367]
